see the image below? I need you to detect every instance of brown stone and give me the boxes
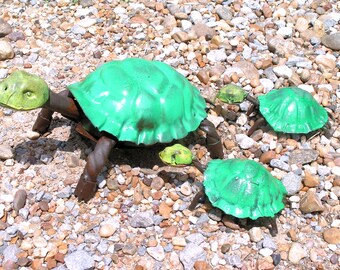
[260,151,276,164]
[46,258,57,269]
[194,261,210,270]
[38,201,49,211]
[299,190,324,213]
[54,252,65,263]
[323,228,340,244]
[151,177,164,190]
[163,225,178,239]
[159,202,172,218]
[288,229,298,241]
[223,139,236,150]
[222,216,240,230]
[303,171,319,187]
[196,70,210,84]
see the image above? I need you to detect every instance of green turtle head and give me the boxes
[159,144,194,166]
[0,71,49,111]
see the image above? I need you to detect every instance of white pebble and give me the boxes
[99,224,116,238]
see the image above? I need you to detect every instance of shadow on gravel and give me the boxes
[12,117,200,170]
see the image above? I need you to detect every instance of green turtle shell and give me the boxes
[68,58,207,145]
[203,159,287,220]
[258,87,328,134]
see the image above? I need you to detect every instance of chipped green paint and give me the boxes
[259,87,328,134]
[0,71,49,110]
[159,144,193,166]
[215,84,247,103]
[204,159,287,220]
[68,58,207,145]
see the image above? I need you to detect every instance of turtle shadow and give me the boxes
[12,117,196,170]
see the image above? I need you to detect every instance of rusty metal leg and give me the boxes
[74,136,117,202]
[199,118,223,159]
[32,90,75,135]
[32,108,54,135]
[247,117,266,136]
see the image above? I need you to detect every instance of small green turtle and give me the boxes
[0,58,224,202]
[159,144,287,220]
[216,86,330,135]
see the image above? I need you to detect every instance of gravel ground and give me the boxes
[0,0,339,269]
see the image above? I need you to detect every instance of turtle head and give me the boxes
[215,84,247,104]
[159,144,193,166]
[0,71,49,111]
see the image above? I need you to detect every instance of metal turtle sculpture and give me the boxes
[159,144,287,221]
[216,86,330,136]
[0,58,224,202]
[160,144,287,234]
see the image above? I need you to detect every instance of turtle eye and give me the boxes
[24,90,34,99]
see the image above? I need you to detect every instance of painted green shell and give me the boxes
[259,87,328,134]
[203,159,287,220]
[215,84,247,103]
[68,58,207,145]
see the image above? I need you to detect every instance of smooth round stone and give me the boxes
[180,182,192,196]
[288,243,307,264]
[99,224,116,238]
[248,227,263,242]
[323,228,340,244]
[13,190,27,212]
[321,32,340,50]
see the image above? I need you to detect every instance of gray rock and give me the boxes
[260,78,274,92]
[281,172,302,196]
[64,250,94,270]
[286,56,312,69]
[277,27,293,38]
[236,134,255,149]
[71,25,86,35]
[191,23,214,39]
[267,37,296,56]
[7,31,25,41]
[289,149,319,165]
[262,234,277,250]
[185,233,206,245]
[3,244,20,262]
[216,6,232,21]
[207,49,227,62]
[273,65,293,78]
[130,211,154,228]
[179,243,206,270]
[270,159,290,171]
[190,10,202,24]
[57,186,73,199]
[196,213,210,225]
[317,165,332,176]
[122,243,137,255]
[137,246,147,256]
[147,245,165,261]
[80,0,94,7]
[321,32,340,50]
[13,190,27,212]
[96,240,109,255]
[226,254,243,268]
[0,18,12,37]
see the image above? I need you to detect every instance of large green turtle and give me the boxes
[159,144,287,232]
[0,58,223,202]
[216,86,330,135]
